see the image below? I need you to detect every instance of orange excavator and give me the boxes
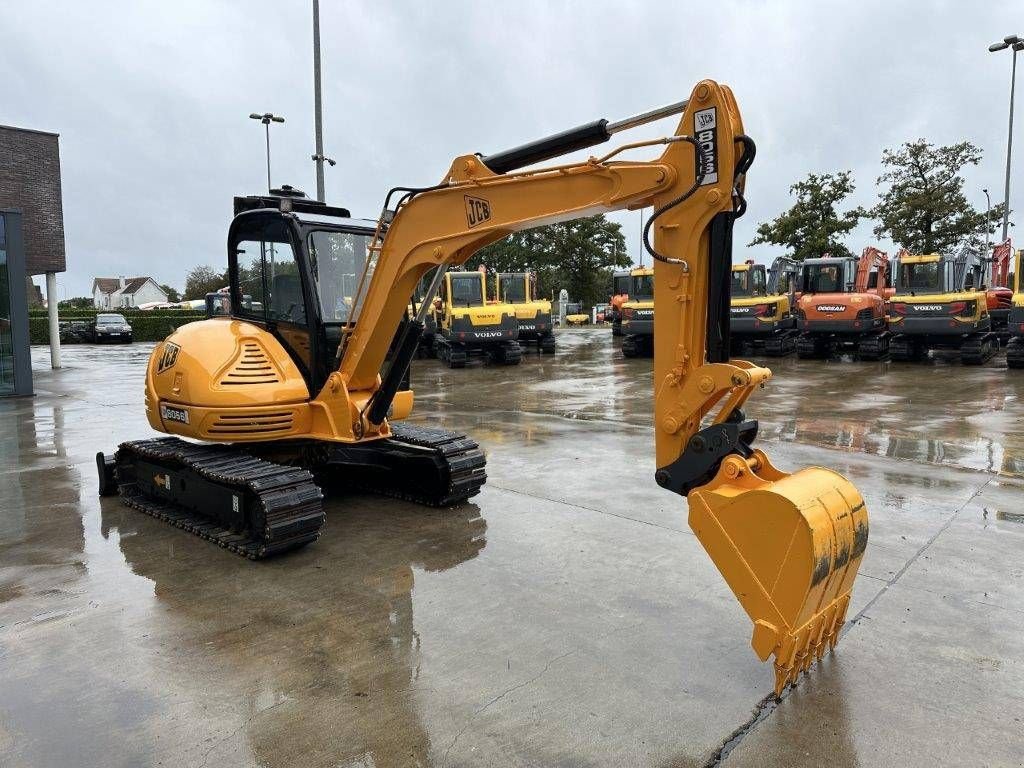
[97,80,867,695]
[795,247,892,360]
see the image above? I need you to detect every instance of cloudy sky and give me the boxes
[2,1,1021,298]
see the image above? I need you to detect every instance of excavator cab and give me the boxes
[226,191,379,391]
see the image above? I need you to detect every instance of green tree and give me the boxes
[749,171,865,260]
[465,215,630,307]
[58,296,94,309]
[160,284,181,302]
[183,265,228,300]
[871,139,1008,253]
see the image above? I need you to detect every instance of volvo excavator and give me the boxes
[96,80,867,695]
[495,271,556,352]
[889,247,996,363]
[620,266,655,356]
[795,248,891,360]
[729,257,799,356]
[431,270,521,367]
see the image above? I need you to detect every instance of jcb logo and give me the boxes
[157,342,180,374]
[465,196,491,228]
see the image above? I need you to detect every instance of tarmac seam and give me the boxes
[486,483,690,535]
[702,473,994,767]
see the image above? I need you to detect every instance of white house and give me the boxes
[92,276,168,309]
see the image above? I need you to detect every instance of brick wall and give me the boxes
[0,125,66,275]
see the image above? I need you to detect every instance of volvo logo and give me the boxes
[915,305,944,311]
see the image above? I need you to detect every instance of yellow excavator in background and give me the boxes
[620,266,654,356]
[97,80,867,695]
[431,270,521,367]
[729,257,799,356]
[495,271,556,352]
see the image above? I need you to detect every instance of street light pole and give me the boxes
[312,0,326,202]
[983,188,992,249]
[989,35,1024,241]
[249,112,285,193]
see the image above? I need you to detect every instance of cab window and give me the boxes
[499,275,527,303]
[234,217,306,325]
[307,229,373,323]
[450,275,483,306]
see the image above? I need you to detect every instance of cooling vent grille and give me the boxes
[219,342,280,386]
[208,411,295,435]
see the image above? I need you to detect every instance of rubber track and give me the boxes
[365,422,487,507]
[961,333,997,365]
[116,438,324,560]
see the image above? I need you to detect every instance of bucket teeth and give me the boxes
[769,602,848,696]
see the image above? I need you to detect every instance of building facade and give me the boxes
[0,125,67,392]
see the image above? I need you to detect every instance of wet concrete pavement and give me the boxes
[1,332,1022,767]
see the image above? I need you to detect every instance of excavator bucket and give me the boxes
[687,450,868,695]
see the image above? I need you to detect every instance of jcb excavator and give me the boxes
[729,256,799,356]
[795,248,891,360]
[495,271,556,352]
[96,80,866,695]
[889,247,996,363]
[608,269,631,336]
[431,270,521,367]
[620,266,654,356]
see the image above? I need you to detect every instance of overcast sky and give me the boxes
[2,1,1021,298]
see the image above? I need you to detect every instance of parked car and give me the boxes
[86,313,133,343]
[58,320,91,343]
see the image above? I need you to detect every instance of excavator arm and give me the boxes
[854,246,889,293]
[321,80,867,694]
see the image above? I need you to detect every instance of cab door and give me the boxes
[228,211,319,387]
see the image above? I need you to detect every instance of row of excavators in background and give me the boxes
[414,269,556,367]
[613,241,1021,366]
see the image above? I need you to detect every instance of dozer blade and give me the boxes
[687,450,868,696]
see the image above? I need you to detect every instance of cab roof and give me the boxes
[899,253,941,264]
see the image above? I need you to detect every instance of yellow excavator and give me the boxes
[431,270,521,367]
[96,80,867,695]
[495,271,556,352]
[620,266,654,356]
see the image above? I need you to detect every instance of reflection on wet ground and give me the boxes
[0,335,1021,767]
[418,329,1024,475]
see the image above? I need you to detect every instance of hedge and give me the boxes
[31,311,206,344]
